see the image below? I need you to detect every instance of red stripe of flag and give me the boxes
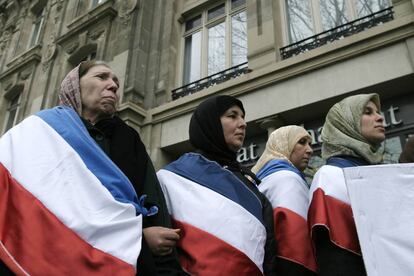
[274,207,317,272]
[173,219,263,275]
[308,188,361,254]
[0,163,135,275]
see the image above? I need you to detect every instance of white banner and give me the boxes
[344,163,414,276]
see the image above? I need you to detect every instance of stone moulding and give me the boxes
[1,45,41,80]
[56,0,117,45]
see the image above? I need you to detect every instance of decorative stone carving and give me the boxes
[65,41,79,54]
[3,80,15,91]
[19,67,33,80]
[42,35,57,72]
[119,0,138,25]
[88,29,105,41]
[0,29,11,51]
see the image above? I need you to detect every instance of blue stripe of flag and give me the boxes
[36,106,142,214]
[164,153,264,225]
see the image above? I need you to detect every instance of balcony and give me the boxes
[280,7,394,60]
[172,62,250,100]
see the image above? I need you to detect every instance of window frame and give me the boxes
[181,0,247,86]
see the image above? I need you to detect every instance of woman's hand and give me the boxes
[143,226,181,256]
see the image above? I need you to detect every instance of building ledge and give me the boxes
[0,45,41,79]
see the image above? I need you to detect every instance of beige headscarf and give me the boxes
[321,93,383,164]
[252,125,311,174]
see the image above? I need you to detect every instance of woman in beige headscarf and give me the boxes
[308,93,385,276]
[252,126,316,276]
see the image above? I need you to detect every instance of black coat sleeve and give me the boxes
[261,194,278,276]
[314,227,366,276]
[276,258,317,276]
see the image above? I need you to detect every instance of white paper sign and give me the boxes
[344,164,414,276]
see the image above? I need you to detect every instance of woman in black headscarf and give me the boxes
[157,95,277,275]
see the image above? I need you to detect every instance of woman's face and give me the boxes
[80,65,119,122]
[290,136,313,172]
[361,101,385,145]
[220,105,246,152]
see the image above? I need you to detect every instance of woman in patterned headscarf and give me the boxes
[252,126,317,276]
[308,93,385,276]
[60,61,184,275]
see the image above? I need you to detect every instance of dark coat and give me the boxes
[85,116,185,276]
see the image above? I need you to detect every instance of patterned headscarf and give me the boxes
[321,93,383,164]
[59,64,82,115]
[251,125,311,173]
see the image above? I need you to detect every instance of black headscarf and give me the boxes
[189,95,260,184]
[189,95,244,165]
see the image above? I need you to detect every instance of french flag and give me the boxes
[308,165,361,254]
[157,153,266,275]
[257,160,317,272]
[0,106,143,275]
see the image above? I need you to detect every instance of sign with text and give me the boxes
[344,164,414,276]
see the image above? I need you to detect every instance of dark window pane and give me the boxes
[208,4,225,21]
[5,109,16,131]
[29,8,44,47]
[185,15,202,31]
[5,94,20,132]
[231,0,246,10]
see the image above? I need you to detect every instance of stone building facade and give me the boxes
[1,0,414,175]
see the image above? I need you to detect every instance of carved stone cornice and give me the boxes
[1,44,41,80]
[56,0,117,45]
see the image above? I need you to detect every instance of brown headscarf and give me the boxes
[59,64,83,115]
[321,93,383,164]
[399,137,414,163]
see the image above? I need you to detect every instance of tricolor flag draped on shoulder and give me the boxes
[0,106,145,275]
[308,164,361,254]
[157,153,266,275]
[257,159,317,272]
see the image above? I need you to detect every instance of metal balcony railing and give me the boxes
[172,62,250,100]
[280,7,394,60]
